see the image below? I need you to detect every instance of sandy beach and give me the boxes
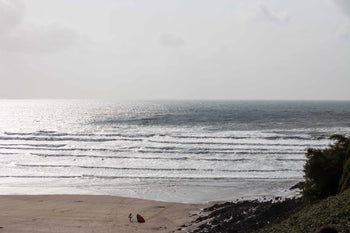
[0,195,213,233]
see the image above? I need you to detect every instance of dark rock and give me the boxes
[191,197,304,233]
[290,181,306,190]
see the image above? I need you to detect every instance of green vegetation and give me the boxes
[303,135,350,202]
[256,135,350,233]
[255,189,350,233]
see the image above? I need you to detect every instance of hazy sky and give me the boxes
[0,0,349,100]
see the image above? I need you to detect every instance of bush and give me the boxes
[339,155,350,193]
[303,135,350,202]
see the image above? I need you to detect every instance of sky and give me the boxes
[0,0,349,100]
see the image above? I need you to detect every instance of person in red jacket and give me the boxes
[136,214,145,223]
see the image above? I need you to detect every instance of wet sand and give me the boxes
[0,195,213,233]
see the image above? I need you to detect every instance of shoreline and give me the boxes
[0,178,301,204]
[0,194,217,233]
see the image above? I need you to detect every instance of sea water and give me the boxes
[0,100,349,203]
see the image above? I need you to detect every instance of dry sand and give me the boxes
[0,195,214,233]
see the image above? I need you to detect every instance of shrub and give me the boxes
[303,135,350,202]
[339,155,350,193]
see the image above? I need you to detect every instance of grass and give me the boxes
[256,189,350,233]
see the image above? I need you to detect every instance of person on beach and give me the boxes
[136,213,145,223]
[128,213,132,222]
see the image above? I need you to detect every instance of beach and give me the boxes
[0,195,212,233]
[1,100,349,232]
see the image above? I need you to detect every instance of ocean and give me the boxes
[0,100,349,203]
